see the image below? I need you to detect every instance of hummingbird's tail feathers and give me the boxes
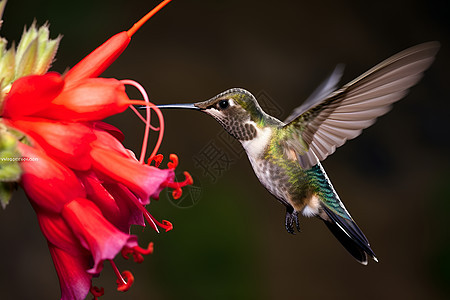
[323,219,368,265]
[321,205,378,265]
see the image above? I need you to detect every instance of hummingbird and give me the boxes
[152,42,439,264]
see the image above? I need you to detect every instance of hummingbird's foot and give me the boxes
[285,206,301,234]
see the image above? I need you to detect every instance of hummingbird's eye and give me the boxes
[218,100,229,110]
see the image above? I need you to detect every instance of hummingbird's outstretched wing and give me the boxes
[284,64,344,124]
[280,42,440,169]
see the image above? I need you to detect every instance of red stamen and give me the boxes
[121,247,133,260]
[164,171,194,199]
[127,0,173,37]
[167,153,178,169]
[127,99,165,161]
[124,188,173,233]
[90,285,104,300]
[122,80,158,164]
[129,105,160,131]
[109,260,134,292]
[146,212,173,232]
[172,189,182,199]
[155,219,173,232]
[148,154,164,167]
[121,242,154,263]
[139,205,160,233]
[117,271,134,292]
[135,242,154,255]
[184,172,194,185]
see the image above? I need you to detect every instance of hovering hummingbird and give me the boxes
[152,42,439,264]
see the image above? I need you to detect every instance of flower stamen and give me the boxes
[127,99,165,161]
[121,80,165,164]
[149,217,173,232]
[167,153,178,169]
[121,242,154,263]
[90,285,104,300]
[109,260,134,292]
[148,154,164,167]
[129,105,160,131]
[137,204,160,233]
[164,171,194,199]
[123,188,173,233]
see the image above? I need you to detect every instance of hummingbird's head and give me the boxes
[192,88,266,141]
[154,88,279,142]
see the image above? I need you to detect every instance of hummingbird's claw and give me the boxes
[285,220,294,234]
[285,206,300,234]
[295,212,301,232]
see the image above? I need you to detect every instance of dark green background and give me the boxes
[0,0,449,299]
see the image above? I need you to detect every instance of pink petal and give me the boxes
[90,147,174,203]
[103,182,146,227]
[48,243,93,300]
[77,171,130,232]
[61,198,138,274]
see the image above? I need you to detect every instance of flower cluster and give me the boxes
[0,1,191,299]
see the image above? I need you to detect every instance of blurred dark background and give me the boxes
[0,0,449,299]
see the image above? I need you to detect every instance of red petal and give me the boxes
[90,147,174,203]
[65,32,130,87]
[61,198,138,274]
[2,72,64,119]
[103,182,146,227]
[9,118,95,170]
[93,121,125,142]
[91,128,134,159]
[48,243,93,300]
[78,171,135,233]
[35,78,130,121]
[18,143,86,213]
[36,211,87,257]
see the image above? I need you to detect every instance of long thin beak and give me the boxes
[139,103,201,110]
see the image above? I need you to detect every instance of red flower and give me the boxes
[61,198,139,274]
[0,1,193,299]
[37,211,93,300]
[48,244,93,300]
